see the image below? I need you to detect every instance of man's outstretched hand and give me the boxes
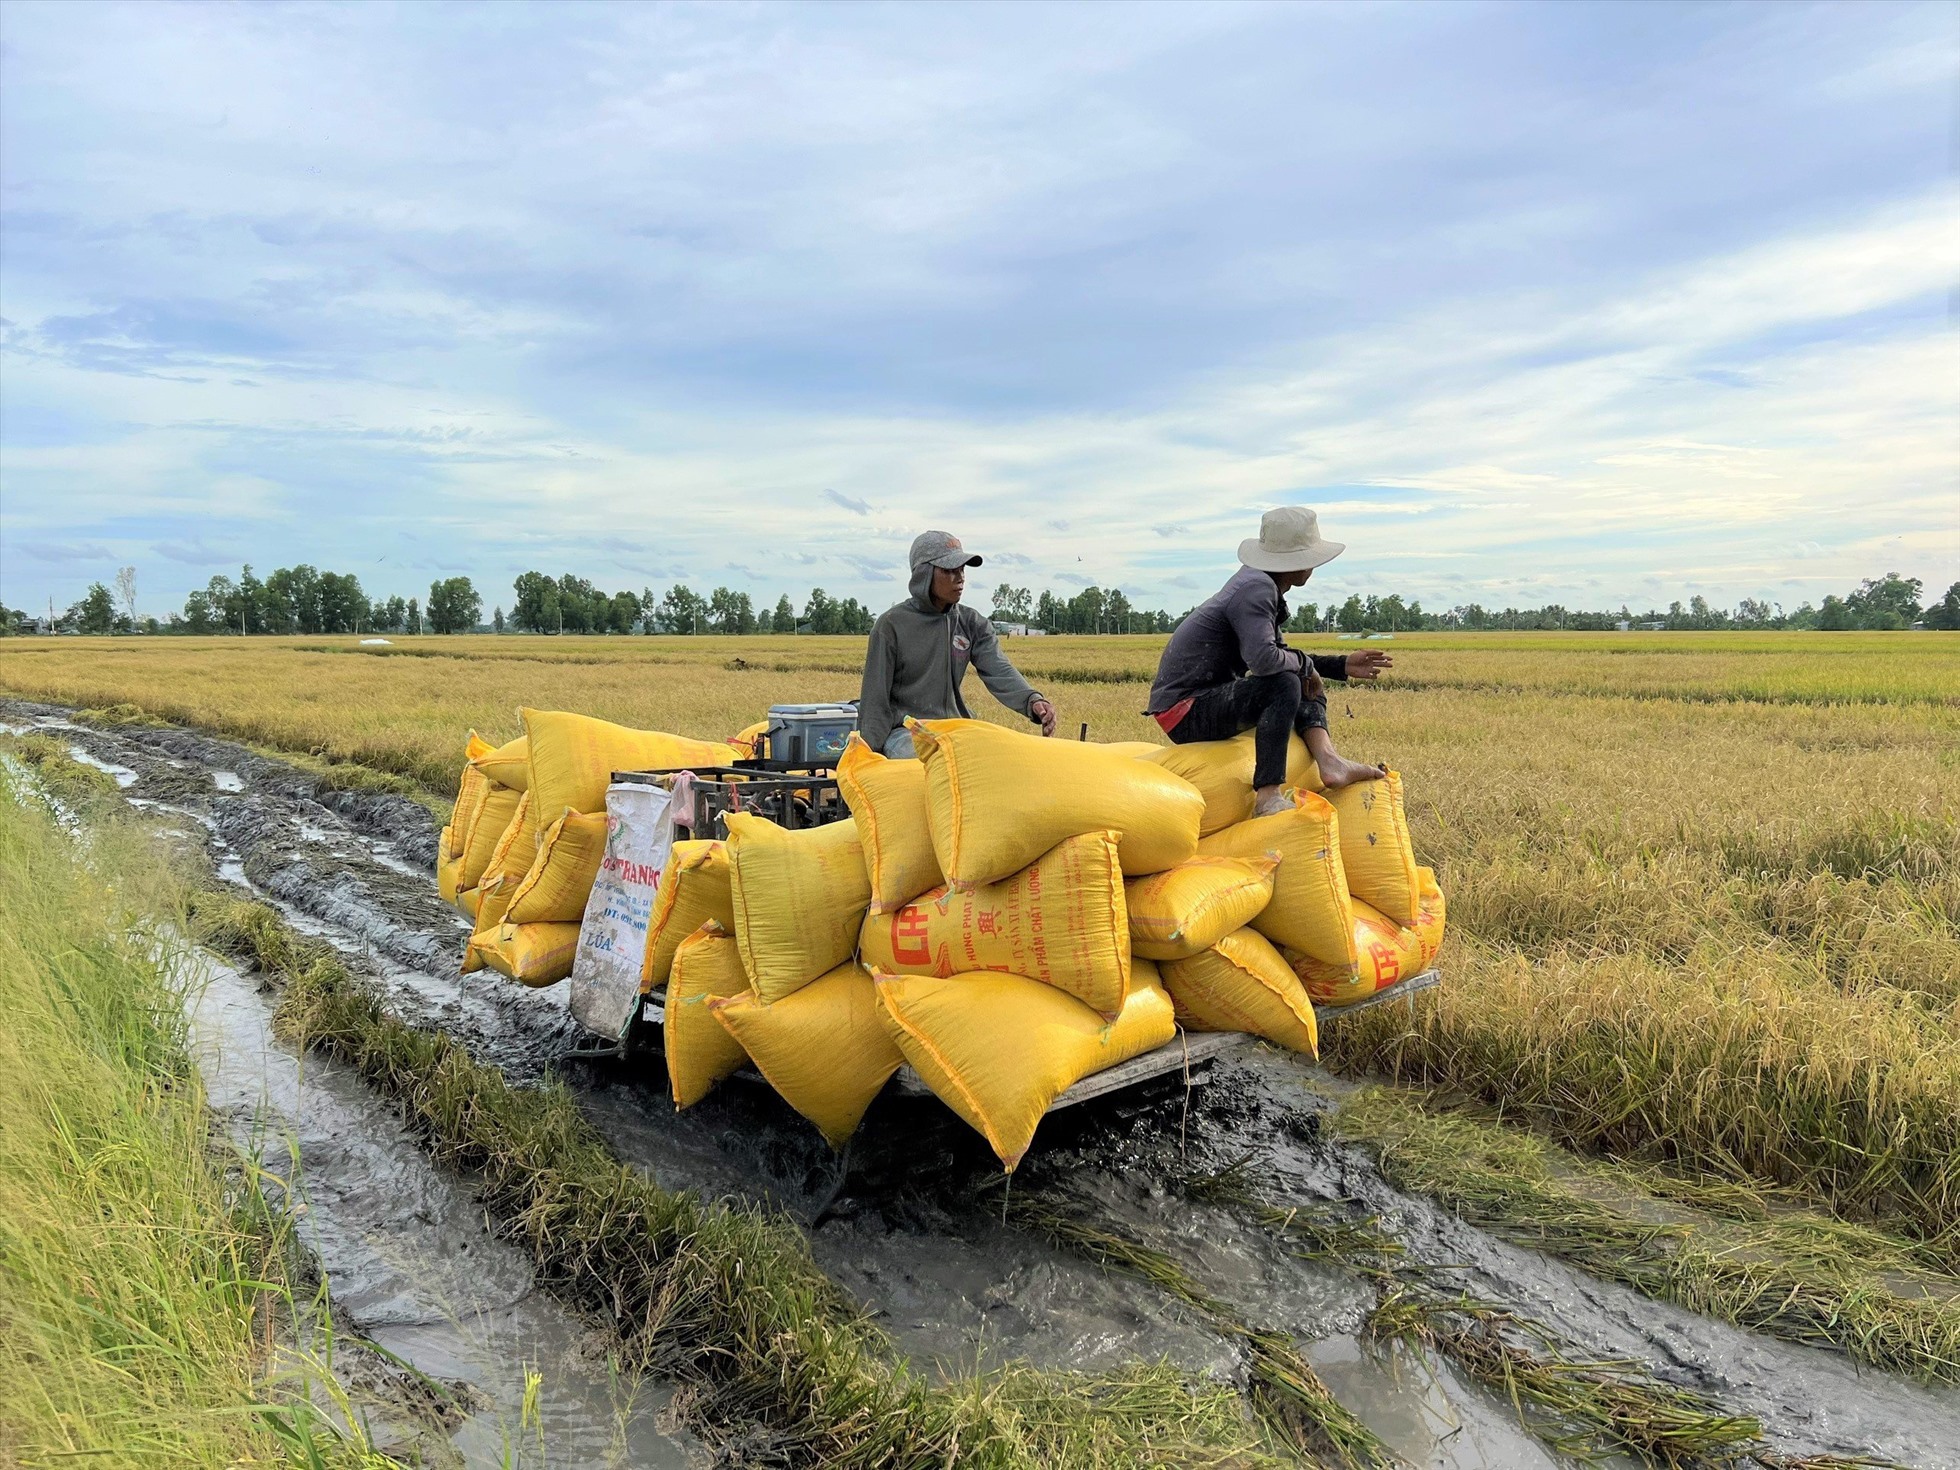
[1345,649,1393,681]
[1030,697,1057,737]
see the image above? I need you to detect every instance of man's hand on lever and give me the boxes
[1345,648,1393,681]
[1030,697,1057,737]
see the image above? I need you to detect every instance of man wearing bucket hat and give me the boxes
[858,530,1057,758]
[1148,507,1389,812]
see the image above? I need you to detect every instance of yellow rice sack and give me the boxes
[641,841,735,991]
[1125,854,1279,961]
[476,789,538,901]
[713,960,902,1148]
[1410,866,1446,970]
[727,718,769,761]
[1145,731,1321,836]
[1197,791,1354,967]
[726,813,872,1004]
[873,967,1176,1171]
[457,884,483,921]
[505,809,609,924]
[470,733,530,792]
[1323,771,1420,926]
[664,924,752,1108]
[1163,928,1318,1056]
[436,825,464,904]
[466,919,580,987]
[522,707,737,821]
[912,718,1204,888]
[1283,898,1426,1007]
[457,784,524,895]
[1099,740,1166,759]
[448,731,496,859]
[835,734,943,914]
[859,830,1130,1017]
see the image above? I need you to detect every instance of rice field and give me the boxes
[3,632,1956,1257]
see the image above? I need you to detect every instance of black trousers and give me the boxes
[1167,671,1327,788]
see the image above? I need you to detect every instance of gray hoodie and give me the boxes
[857,562,1044,751]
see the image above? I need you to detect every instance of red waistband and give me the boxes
[1150,697,1194,735]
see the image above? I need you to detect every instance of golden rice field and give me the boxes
[5,631,1957,1258]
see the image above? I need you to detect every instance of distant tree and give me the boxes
[1844,573,1921,630]
[114,566,137,624]
[1105,588,1133,633]
[75,583,116,634]
[1285,602,1318,633]
[1924,582,1960,631]
[771,594,797,633]
[0,606,26,636]
[317,571,368,633]
[511,572,558,633]
[493,605,506,634]
[803,588,838,634]
[640,588,659,634]
[659,585,707,634]
[1336,595,1366,633]
[1034,589,1062,632]
[406,597,421,634]
[606,589,642,634]
[427,576,482,634]
[990,583,1034,623]
[708,586,755,635]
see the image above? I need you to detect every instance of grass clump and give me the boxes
[187,888,1272,1469]
[1329,1086,1960,1383]
[76,700,171,727]
[1182,1165,1781,1470]
[1011,1199,1393,1470]
[0,778,395,1468]
[0,730,124,813]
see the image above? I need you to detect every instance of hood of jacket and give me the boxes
[908,559,946,615]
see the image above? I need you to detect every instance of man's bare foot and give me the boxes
[1252,785,1294,818]
[1315,753,1386,789]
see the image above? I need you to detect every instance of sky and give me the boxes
[1,0,1955,624]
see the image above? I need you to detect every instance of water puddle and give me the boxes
[212,769,245,792]
[186,946,702,1468]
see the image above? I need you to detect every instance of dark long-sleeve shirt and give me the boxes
[857,562,1044,751]
[1148,565,1347,713]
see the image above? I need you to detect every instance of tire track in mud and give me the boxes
[10,697,1959,1470]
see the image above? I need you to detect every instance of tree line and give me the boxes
[5,565,1955,636]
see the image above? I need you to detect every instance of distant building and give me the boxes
[1616,620,1632,632]
[1638,621,1667,632]
[990,621,1044,637]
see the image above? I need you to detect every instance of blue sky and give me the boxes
[2,0,1954,622]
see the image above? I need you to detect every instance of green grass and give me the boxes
[187,887,1281,1469]
[0,775,396,1469]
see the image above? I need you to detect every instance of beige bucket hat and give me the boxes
[1239,506,1344,573]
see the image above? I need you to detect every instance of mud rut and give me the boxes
[8,698,1957,1470]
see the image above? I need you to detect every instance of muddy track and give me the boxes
[11,697,1959,1470]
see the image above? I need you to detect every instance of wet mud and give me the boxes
[189,948,702,1468]
[11,697,1959,1470]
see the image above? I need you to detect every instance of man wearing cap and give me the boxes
[1148,507,1389,812]
[858,530,1058,758]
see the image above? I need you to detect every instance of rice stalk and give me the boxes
[1009,1198,1394,1470]
[1327,1087,1960,1382]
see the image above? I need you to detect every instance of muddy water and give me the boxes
[187,946,703,1468]
[12,698,1960,1470]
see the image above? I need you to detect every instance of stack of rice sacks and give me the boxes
[435,712,1444,1171]
[438,709,736,985]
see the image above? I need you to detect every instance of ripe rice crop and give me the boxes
[4,631,1955,1256]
